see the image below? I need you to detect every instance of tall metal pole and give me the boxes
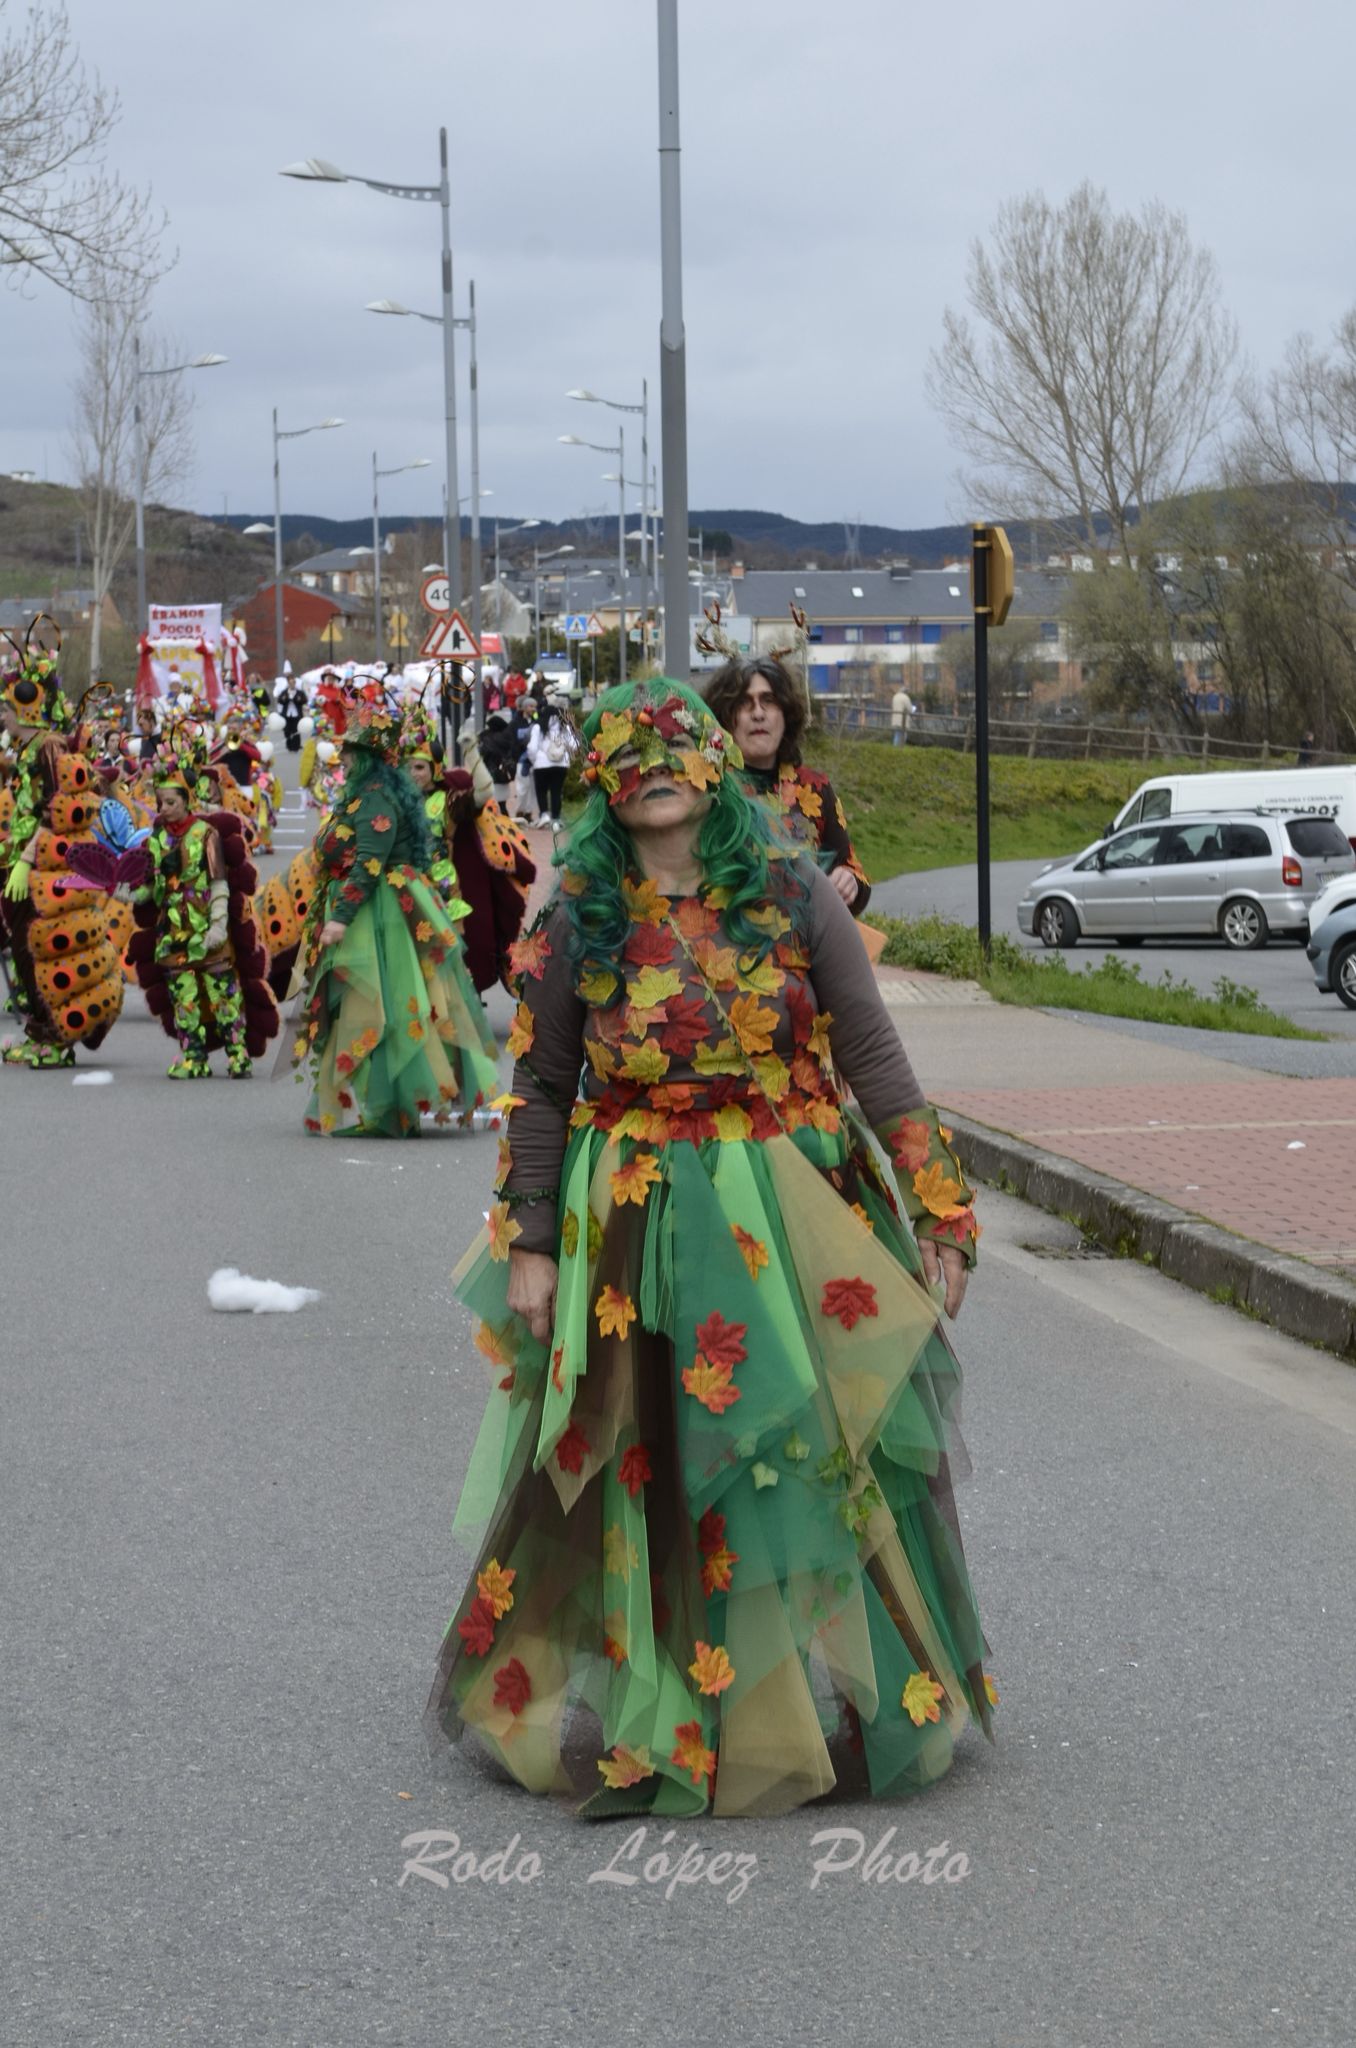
[133,332,148,638]
[438,127,461,610]
[533,545,541,658]
[372,449,384,665]
[466,279,483,724]
[639,377,650,664]
[617,421,627,686]
[657,0,688,678]
[272,409,285,678]
[972,523,992,958]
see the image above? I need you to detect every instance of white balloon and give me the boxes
[316,740,338,764]
[257,739,275,764]
[297,715,315,741]
[265,711,284,733]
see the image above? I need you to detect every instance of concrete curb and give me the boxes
[946,1111,1356,1363]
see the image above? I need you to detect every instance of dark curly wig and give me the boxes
[702,655,807,768]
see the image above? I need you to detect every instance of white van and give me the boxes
[1111,765,1356,851]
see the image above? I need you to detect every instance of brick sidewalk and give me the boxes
[937,1077,1356,1272]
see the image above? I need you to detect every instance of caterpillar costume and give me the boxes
[0,627,124,1069]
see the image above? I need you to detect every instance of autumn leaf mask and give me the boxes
[581,692,743,806]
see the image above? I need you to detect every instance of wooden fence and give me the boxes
[818,702,1346,767]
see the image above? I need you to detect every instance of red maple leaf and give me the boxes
[492,1656,532,1716]
[617,1443,652,1497]
[623,920,677,968]
[929,1207,978,1248]
[821,1276,879,1331]
[555,1419,591,1474]
[694,1312,747,1370]
[457,1595,497,1657]
[784,982,815,1043]
[697,1507,726,1558]
[659,993,711,1060]
[889,1117,932,1176]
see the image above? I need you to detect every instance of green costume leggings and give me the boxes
[168,963,249,1068]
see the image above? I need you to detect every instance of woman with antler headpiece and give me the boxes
[701,606,871,918]
[0,620,125,1069]
[426,674,990,1821]
[289,678,499,1136]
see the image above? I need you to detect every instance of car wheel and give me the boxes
[1036,898,1080,949]
[1220,897,1268,950]
[1333,940,1356,1011]
[1114,937,1143,947]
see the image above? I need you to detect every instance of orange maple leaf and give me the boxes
[476,1558,516,1619]
[474,1320,516,1369]
[506,1000,535,1060]
[682,1356,742,1414]
[670,1719,717,1789]
[594,1286,637,1341]
[508,926,552,981]
[821,1275,879,1331]
[609,1150,662,1209]
[729,992,778,1056]
[676,748,721,791]
[889,1116,932,1175]
[806,1011,833,1065]
[597,1743,655,1789]
[913,1159,965,1218]
[701,1541,738,1596]
[731,1223,769,1282]
[487,1201,522,1262]
[689,1641,735,1696]
[621,875,669,926]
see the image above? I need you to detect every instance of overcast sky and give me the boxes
[5,0,1352,534]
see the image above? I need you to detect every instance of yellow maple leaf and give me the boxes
[487,1201,522,1261]
[602,1523,640,1582]
[807,1012,834,1065]
[628,964,683,1014]
[595,710,633,761]
[913,1159,965,1218]
[415,919,434,942]
[493,1137,513,1191]
[804,1096,841,1133]
[476,1558,516,1619]
[560,1210,580,1258]
[585,1037,618,1081]
[735,954,784,997]
[689,1641,736,1696]
[983,1673,1000,1708]
[621,875,670,925]
[731,1223,769,1282]
[597,1743,654,1789]
[693,1037,745,1077]
[578,964,619,1005]
[752,1054,790,1102]
[506,1000,535,1059]
[610,1150,662,1209]
[595,1286,637,1340]
[364,857,382,876]
[474,1319,517,1369]
[682,1355,742,1413]
[676,748,721,791]
[794,781,823,821]
[620,1041,670,1085]
[692,940,739,988]
[729,993,778,1056]
[902,1669,944,1726]
[613,1106,668,1141]
[850,1200,875,1234]
[712,1102,753,1144]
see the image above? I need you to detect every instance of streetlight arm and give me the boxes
[281,159,439,202]
[567,388,643,414]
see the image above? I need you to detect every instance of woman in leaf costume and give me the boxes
[428,676,991,1818]
[704,654,871,916]
[291,680,499,1136]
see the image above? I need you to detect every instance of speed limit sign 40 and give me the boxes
[420,573,451,615]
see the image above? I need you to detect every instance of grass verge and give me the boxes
[804,734,1270,883]
[864,912,1325,1041]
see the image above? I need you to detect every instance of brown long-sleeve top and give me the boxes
[498,860,978,1260]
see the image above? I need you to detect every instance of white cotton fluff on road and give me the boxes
[72,1071,114,1086]
[208,1268,321,1314]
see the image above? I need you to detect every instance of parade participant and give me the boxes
[525,693,575,835]
[277,668,308,752]
[290,679,499,1136]
[0,623,124,1069]
[479,709,520,809]
[704,651,871,916]
[128,734,278,1079]
[426,676,988,1818]
[133,705,161,766]
[400,698,535,995]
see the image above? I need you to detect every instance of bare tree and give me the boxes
[927,183,1237,554]
[70,294,194,677]
[0,1,167,300]
[1238,306,1356,599]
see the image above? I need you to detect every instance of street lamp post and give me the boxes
[558,432,627,683]
[282,134,460,656]
[493,518,540,613]
[372,453,431,665]
[270,411,344,676]
[656,0,689,675]
[567,381,650,665]
[133,341,227,636]
[533,543,575,657]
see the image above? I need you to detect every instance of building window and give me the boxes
[923,663,940,684]
[1196,661,1215,683]
[921,623,942,644]
[1040,620,1059,641]
[885,626,904,642]
[844,626,864,643]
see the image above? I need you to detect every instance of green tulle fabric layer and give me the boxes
[428,1114,991,1818]
[298,874,500,1137]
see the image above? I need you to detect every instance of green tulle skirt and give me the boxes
[427,1112,993,1817]
[295,872,500,1137]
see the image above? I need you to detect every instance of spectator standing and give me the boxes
[525,695,573,834]
[891,684,915,747]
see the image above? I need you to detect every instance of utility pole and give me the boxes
[969,522,1015,959]
[656,0,688,677]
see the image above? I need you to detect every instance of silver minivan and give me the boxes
[1018,810,1356,950]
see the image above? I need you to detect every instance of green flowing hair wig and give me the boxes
[338,749,434,873]
[554,675,804,977]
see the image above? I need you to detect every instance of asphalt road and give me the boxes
[3,972,1354,2041]
[872,858,1356,1040]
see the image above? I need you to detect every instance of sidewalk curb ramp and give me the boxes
[947,1112,1356,1365]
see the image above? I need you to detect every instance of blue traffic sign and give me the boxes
[563,614,588,636]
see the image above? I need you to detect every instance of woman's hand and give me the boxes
[507,1247,559,1344]
[319,919,346,948]
[918,1237,969,1320]
[830,865,860,907]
